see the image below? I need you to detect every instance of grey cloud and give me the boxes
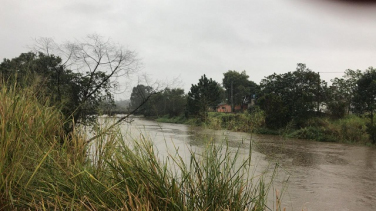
[1,0,376,97]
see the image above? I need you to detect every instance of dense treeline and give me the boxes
[2,40,374,144]
[129,85,186,117]
[130,63,376,144]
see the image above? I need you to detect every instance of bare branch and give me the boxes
[31,34,140,133]
[86,91,157,144]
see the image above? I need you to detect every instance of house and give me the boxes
[216,103,247,113]
[217,103,231,113]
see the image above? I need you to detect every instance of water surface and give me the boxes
[112,116,376,211]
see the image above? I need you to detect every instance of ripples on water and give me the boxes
[100,116,376,211]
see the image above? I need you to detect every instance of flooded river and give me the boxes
[112,116,376,211]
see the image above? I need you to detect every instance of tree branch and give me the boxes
[85,92,156,144]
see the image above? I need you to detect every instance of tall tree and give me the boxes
[353,67,376,143]
[129,84,154,115]
[186,75,222,121]
[137,88,186,117]
[329,69,362,116]
[257,63,325,128]
[222,70,258,112]
[162,88,186,117]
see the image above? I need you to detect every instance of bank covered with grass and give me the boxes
[156,110,372,145]
[0,83,277,210]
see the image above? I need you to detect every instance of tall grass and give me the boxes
[203,110,372,144]
[288,116,370,143]
[0,81,276,210]
[206,111,265,133]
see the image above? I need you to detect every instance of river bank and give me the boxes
[154,112,374,145]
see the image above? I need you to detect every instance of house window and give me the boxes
[222,107,225,110]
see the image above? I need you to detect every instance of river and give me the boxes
[108,116,376,211]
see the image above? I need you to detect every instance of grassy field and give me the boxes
[0,83,278,210]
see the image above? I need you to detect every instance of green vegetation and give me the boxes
[0,35,139,134]
[130,86,187,117]
[149,63,376,145]
[0,81,275,210]
[5,34,376,210]
[204,110,265,132]
[223,70,258,112]
[353,67,376,143]
[129,84,154,114]
[155,114,187,124]
[257,63,323,129]
[186,74,223,121]
[157,110,372,144]
[287,116,369,143]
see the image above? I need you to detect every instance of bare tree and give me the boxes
[34,34,139,100]
[33,34,140,133]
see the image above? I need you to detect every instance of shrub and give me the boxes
[0,81,275,210]
[338,115,369,143]
[288,126,336,142]
[289,116,370,143]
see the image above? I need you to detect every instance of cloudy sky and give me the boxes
[1,0,376,99]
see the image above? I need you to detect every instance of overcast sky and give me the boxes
[1,0,376,99]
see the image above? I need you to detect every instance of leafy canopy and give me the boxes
[352,67,376,143]
[222,70,258,111]
[187,74,222,121]
[257,63,324,128]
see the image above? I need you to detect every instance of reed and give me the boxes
[0,81,276,210]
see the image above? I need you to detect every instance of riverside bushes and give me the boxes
[286,116,369,143]
[197,110,372,144]
[205,109,265,133]
[0,82,274,210]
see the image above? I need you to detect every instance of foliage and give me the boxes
[353,67,376,143]
[103,99,130,115]
[186,74,222,121]
[0,52,90,132]
[289,116,369,143]
[0,81,85,209]
[257,93,289,129]
[129,84,154,114]
[130,86,186,117]
[155,114,187,124]
[0,35,138,134]
[148,88,186,117]
[339,116,370,143]
[0,81,273,210]
[288,126,336,142]
[222,70,258,111]
[353,67,376,116]
[257,63,325,129]
[325,100,347,119]
[327,69,363,117]
[205,110,265,133]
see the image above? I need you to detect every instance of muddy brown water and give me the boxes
[105,116,376,211]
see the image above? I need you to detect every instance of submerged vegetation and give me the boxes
[0,82,277,210]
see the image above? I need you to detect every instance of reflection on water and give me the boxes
[107,116,376,211]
